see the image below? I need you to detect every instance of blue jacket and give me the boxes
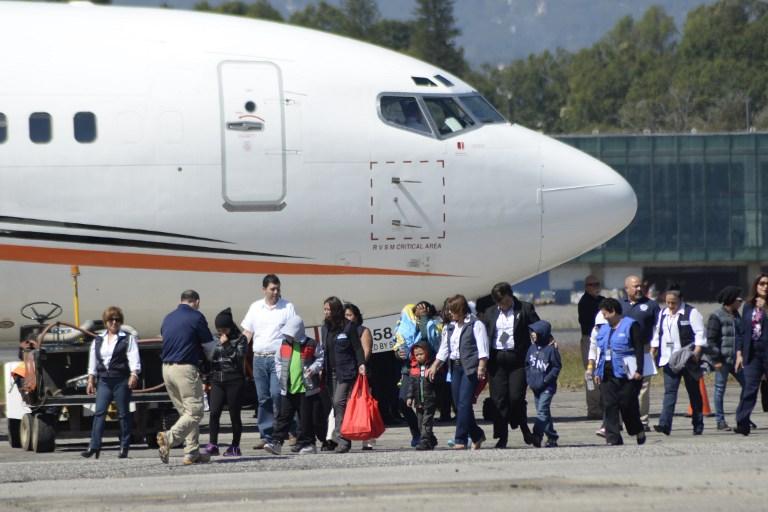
[595,317,643,379]
[160,304,211,364]
[525,321,561,393]
[736,303,768,364]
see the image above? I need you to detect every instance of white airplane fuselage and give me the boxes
[0,2,636,340]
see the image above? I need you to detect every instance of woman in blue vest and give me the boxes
[588,298,646,446]
[650,288,706,435]
[427,294,489,450]
[734,273,768,435]
[82,306,141,459]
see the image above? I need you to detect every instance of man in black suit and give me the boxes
[484,282,540,448]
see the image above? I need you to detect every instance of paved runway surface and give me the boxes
[1,386,765,512]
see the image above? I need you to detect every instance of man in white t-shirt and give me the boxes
[241,274,296,447]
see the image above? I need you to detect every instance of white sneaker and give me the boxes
[595,427,606,438]
[263,442,282,455]
[298,444,317,454]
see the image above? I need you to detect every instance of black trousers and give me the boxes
[489,350,530,441]
[273,391,321,446]
[601,365,643,445]
[398,373,421,438]
[736,347,768,429]
[208,379,244,446]
[416,397,437,442]
[434,367,454,420]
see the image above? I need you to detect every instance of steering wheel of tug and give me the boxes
[20,301,63,325]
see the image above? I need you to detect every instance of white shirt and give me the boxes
[241,298,296,354]
[88,331,141,376]
[651,303,705,367]
[588,311,606,361]
[436,315,489,362]
[494,307,515,350]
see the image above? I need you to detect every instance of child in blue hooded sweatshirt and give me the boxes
[525,320,562,447]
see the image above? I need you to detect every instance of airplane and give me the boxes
[0,1,636,344]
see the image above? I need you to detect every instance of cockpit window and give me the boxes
[422,96,475,136]
[380,96,432,135]
[459,94,506,124]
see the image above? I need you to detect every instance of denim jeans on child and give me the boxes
[533,389,558,441]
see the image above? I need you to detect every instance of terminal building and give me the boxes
[517,132,768,302]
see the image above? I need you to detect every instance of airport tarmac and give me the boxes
[1,387,765,512]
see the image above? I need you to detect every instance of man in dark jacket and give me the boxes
[620,275,660,432]
[157,289,212,465]
[578,275,604,419]
[484,282,540,448]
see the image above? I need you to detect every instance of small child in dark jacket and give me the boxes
[525,320,562,448]
[406,341,438,450]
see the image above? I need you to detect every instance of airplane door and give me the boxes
[218,61,286,210]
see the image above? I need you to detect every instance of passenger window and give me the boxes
[74,112,97,143]
[422,97,475,136]
[29,112,52,143]
[459,95,506,124]
[380,96,432,135]
[0,113,6,143]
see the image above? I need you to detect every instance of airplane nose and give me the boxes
[538,136,637,271]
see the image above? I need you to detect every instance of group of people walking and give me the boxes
[79,271,768,462]
[578,272,768,445]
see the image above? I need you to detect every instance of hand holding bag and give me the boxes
[340,374,386,440]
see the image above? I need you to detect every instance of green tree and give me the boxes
[289,1,347,34]
[410,0,467,77]
[194,1,282,21]
[370,19,413,52]
[342,0,379,40]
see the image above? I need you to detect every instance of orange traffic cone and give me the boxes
[687,377,712,416]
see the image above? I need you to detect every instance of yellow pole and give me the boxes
[71,265,80,327]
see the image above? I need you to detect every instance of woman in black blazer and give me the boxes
[734,273,768,435]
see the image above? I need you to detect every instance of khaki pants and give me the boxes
[580,334,602,418]
[162,363,204,455]
[639,375,652,427]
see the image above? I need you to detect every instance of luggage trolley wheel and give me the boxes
[7,418,22,448]
[22,413,56,453]
[19,413,33,451]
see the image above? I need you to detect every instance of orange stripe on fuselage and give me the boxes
[0,244,450,277]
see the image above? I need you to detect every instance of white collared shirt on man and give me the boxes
[494,307,515,350]
[437,315,489,362]
[241,298,296,354]
[650,303,705,367]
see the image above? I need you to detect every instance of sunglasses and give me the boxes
[107,318,122,323]
[586,282,601,287]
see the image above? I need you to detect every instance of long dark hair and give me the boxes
[748,273,768,306]
[323,296,345,330]
[344,302,363,326]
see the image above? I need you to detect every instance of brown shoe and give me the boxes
[253,439,268,450]
[182,451,211,465]
[452,444,467,450]
[156,431,170,464]
[287,434,298,446]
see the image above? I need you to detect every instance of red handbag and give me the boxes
[340,374,386,440]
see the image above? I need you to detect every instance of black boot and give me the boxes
[81,448,100,459]
[119,447,129,458]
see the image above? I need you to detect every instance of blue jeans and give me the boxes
[659,365,703,430]
[450,362,484,445]
[533,389,558,441]
[90,376,132,450]
[713,362,744,423]
[253,355,281,441]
